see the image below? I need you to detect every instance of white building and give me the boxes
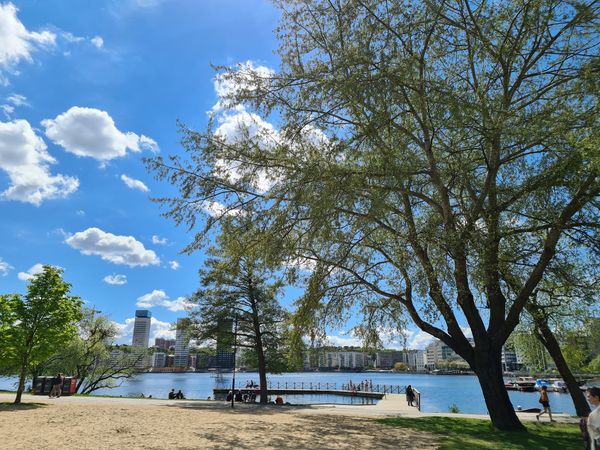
[174,318,190,368]
[132,310,152,347]
[320,351,366,369]
[425,340,459,369]
[153,352,166,368]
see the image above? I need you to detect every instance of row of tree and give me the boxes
[1,266,145,404]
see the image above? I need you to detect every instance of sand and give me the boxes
[0,394,439,450]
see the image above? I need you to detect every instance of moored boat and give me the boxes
[515,376,536,392]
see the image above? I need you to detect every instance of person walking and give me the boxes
[536,386,555,422]
[49,373,64,398]
[586,387,600,449]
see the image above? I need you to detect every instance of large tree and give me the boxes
[0,266,83,404]
[147,0,599,430]
[189,218,291,404]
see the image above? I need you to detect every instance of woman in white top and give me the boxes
[587,387,600,450]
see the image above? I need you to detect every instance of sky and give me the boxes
[0,0,435,350]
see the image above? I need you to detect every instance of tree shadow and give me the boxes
[165,400,317,415]
[0,402,47,411]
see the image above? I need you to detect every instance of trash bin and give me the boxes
[32,376,77,396]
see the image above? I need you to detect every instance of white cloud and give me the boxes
[212,61,274,111]
[103,274,127,285]
[1,104,14,118]
[90,36,104,48]
[325,334,362,347]
[0,119,79,205]
[151,235,167,245]
[0,3,56,84]
[17,263,44,281]
[76,209,85,216]
[136,289,193,312]
[114,316,176,344]
[120,174,149,192]
[6,94,27,106]
[42,106,159,162]
[66,227,160,267]
[201,199,241,218]
[408,330,435,350]
[138,135,159,152]
[168,260,179,270]
[0,257,13,276]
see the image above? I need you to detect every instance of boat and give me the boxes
[552,380,568,393]
[515,377,536,392]
[535,379,552,390]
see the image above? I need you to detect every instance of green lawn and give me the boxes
[377,417,582,450]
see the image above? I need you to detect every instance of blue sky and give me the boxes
[0,0,434,349]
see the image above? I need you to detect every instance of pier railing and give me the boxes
[265,381,411,396]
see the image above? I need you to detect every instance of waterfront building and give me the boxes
[132,310,152,347]
[153,352,166,368]
[154,337,176,351]
[374,351,405,369]
[425,339,459,369]
[174,318,190,368]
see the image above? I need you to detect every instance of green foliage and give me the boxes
[393,362,408,371]
[448,404,460,414]
[587,355,600,373]
[0,266,83,403]
[147,0,600,429]
[378,417,582,450]
[508,332,553,372]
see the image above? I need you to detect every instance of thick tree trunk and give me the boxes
[528,307,591,417]
[257,346,268,404]
[473,348,526,432]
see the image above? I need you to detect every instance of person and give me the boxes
[275,394,284,405]
[587,387,600,450]
[49,373,64,398]
[235,390,243,402]
[405,385,415,407]
[536,386,555,422]
[168,389,176,399]
[140,393,145,398]
[226,390,233,402]
[175,390,185,399]
[207,396,211,401]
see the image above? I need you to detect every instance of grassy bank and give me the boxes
[377,417,581,450]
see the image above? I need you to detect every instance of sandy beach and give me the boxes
[0,393,439,450]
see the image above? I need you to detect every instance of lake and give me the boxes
[0,372,581,415]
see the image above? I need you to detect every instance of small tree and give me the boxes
[190,217,289,404]
[39,308,144,394]
[393,362,408,371]
[0,266,83,404]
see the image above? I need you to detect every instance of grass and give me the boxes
[377,417,582,450]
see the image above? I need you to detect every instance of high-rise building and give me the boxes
[153,352,167,368]
[154,337,176,350]
[132,310,152,347]
[174,318,190,368]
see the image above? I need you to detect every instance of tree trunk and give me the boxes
[257,344,268,404]
[473,348,526,432]
[14,357,28,404]
[528,306,591,417]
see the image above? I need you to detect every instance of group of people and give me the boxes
[168,389,185,400]
[347,379,373,392]
[226,389,257,403]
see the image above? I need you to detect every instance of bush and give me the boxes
[448,403,460,413]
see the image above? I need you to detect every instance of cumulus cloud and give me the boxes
[42,107,159,163]
[66,227,160,267]
[120,174,149,192]
[114,316,176,344]
[0,119,79,205]
[136,289,193,312]
[151,235,167,245]
[103,273,127,285]
[0,257,13,276]
[168,260,179,270]
[408,330,435,350]
[0,3,56,84]
[17,263,44,281]
[90,36,104,48]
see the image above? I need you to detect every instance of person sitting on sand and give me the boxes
[168,389,176,399]
[275,395,284,405]
[175,390,185,399]
[226,391,233,402]
[235,390,243,402]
